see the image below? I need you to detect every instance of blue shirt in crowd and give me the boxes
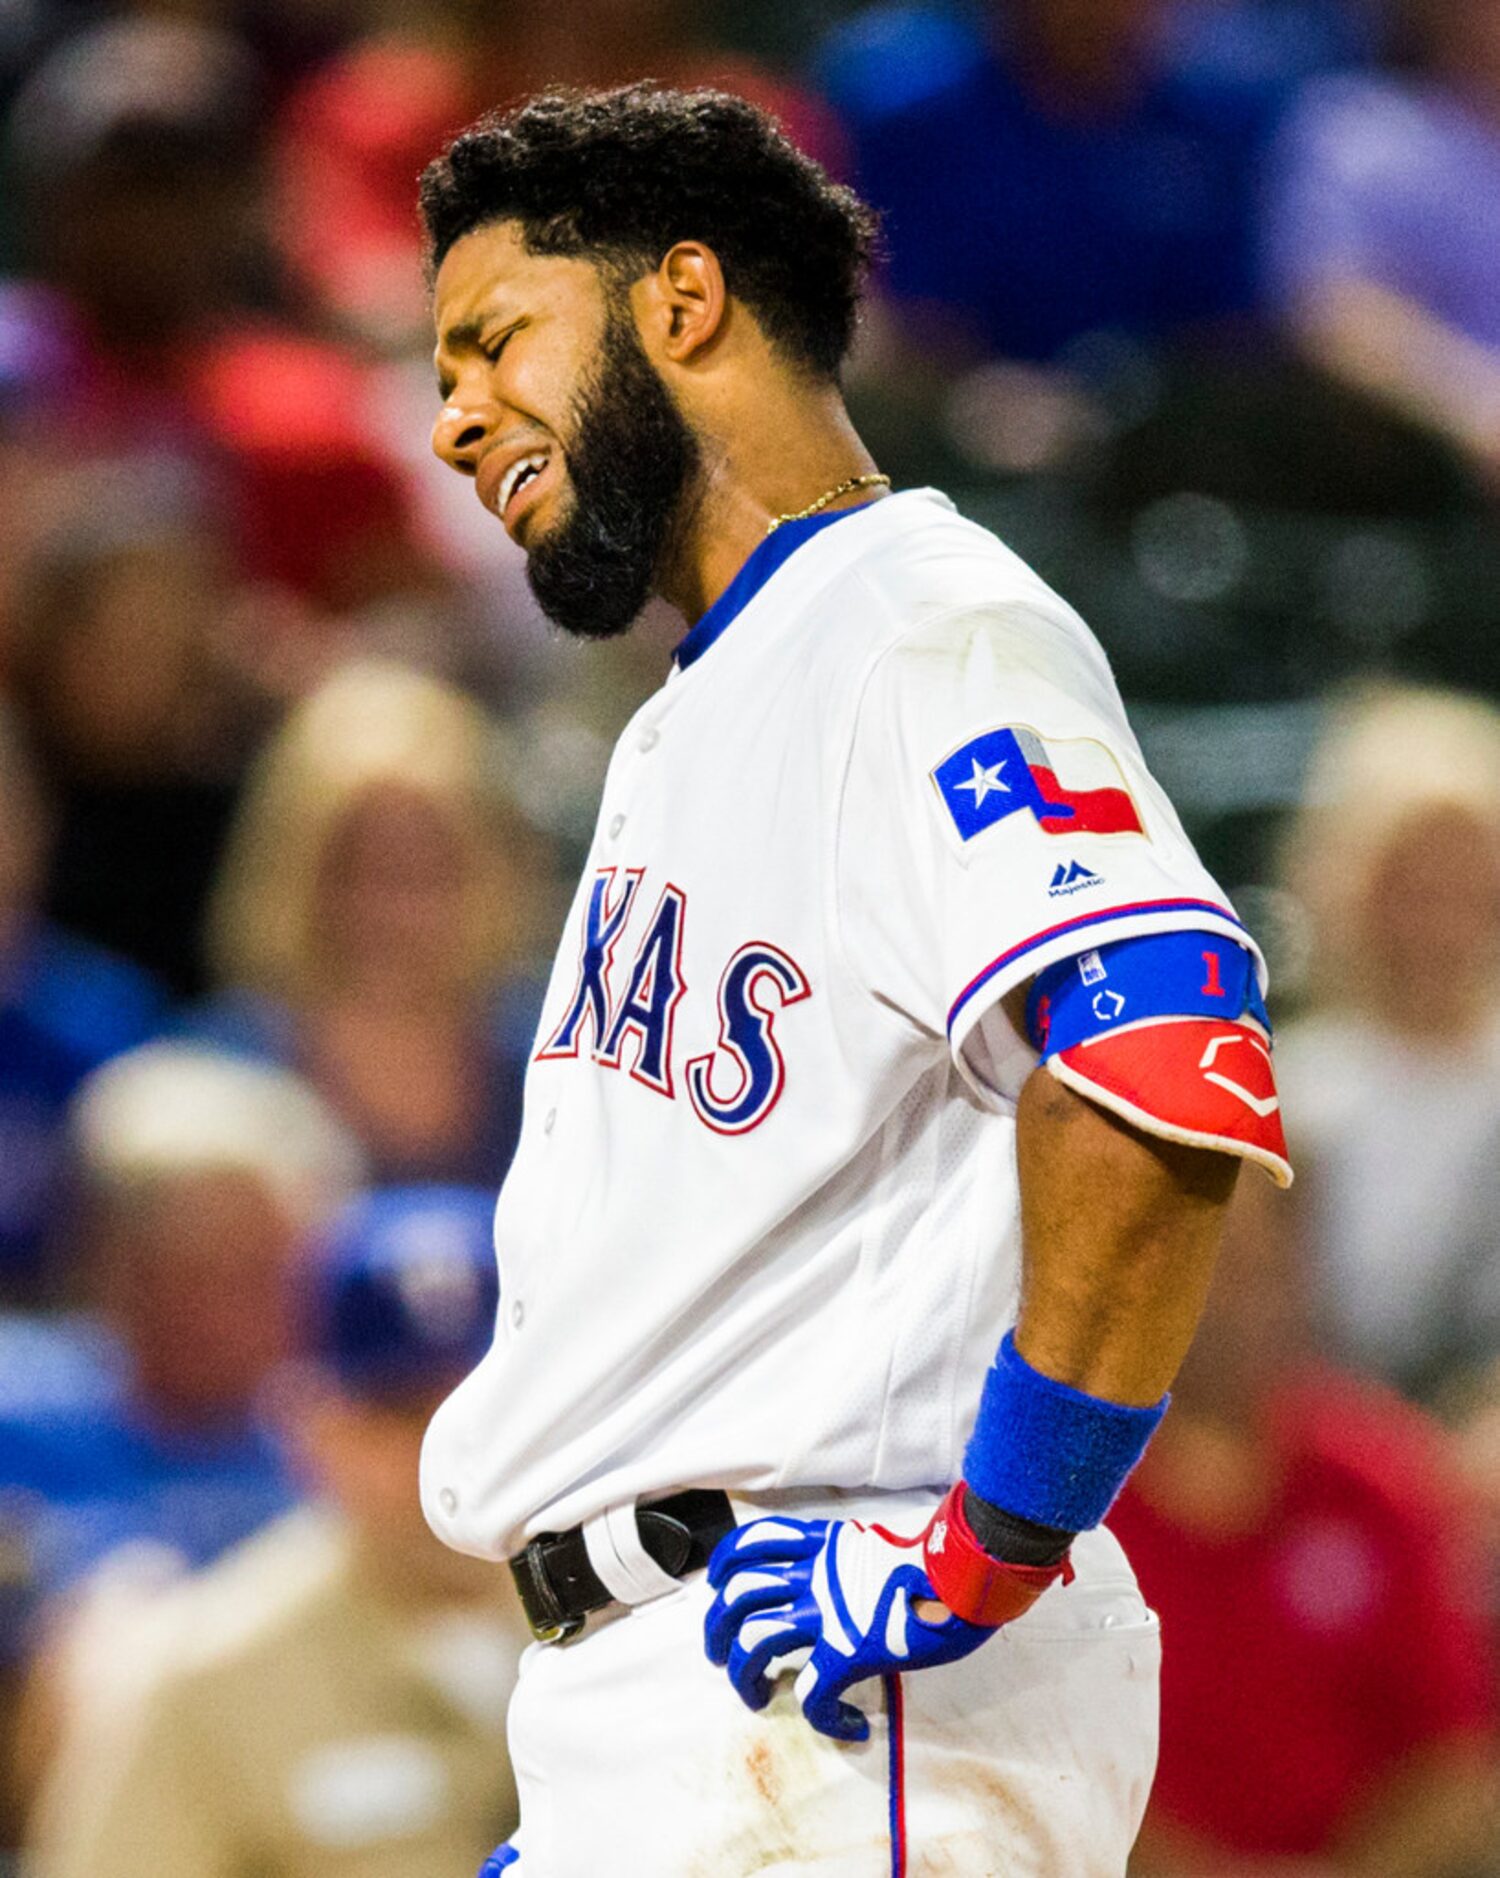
[0,925,167,1291]
[1265,71,1500,351]
[816,0,1366,360]
[0,1313,293,1660]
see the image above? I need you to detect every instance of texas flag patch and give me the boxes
[931,725,1145,843]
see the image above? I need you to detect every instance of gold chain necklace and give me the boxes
[765,472,891,535]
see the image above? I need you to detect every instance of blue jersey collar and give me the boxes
[674,504,872,672]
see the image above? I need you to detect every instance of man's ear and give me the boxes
[638,240,729,364]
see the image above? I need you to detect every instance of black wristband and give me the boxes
[960,1485,1075,1568]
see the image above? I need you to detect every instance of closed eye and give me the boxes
[433,314,523,401]
[482,321,524,364]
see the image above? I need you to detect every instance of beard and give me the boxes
[525,309,702,640]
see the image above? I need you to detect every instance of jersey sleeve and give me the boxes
[834,600,1262,1106]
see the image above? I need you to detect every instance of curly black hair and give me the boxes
[419,84,879,382]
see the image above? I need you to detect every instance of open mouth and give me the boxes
[499,452,547,515]
[491,450,554,538]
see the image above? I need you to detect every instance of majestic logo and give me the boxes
[932,726,1145,844]
[537,868,811,1135]
[1048,860,1103,898]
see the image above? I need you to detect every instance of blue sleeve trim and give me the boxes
[963,1332,1168,1533]
[946,897,1248,1036]
[1025,930,1270,1059]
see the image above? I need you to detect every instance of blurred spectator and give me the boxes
[1275,685,1500,1400]
[817,0,1360,365]
[191,661,551,1188]
[1265,0,1500,492]
[2,18,444,620]
[271,0,846,353]
[0,288,80,688]
[4,18,268,385]
[1116,1177,1498,1876]
[0,703,165,1299]
[26,1184,525,1878]
[7,458,256,997]
[0,1044,362,1678]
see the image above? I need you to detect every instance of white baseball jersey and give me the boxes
[421,489,1259,1564]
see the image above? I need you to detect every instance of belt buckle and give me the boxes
[511,1537,585,1645]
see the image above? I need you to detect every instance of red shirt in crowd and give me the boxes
[1110,1369,1496,1858]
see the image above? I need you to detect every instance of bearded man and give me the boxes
[419,85,1289,1878]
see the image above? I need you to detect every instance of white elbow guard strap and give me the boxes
[1025,931,1292,1187]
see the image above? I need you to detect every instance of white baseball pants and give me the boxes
[500,1491,1159,1877]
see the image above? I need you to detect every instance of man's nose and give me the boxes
[432,398,494,473]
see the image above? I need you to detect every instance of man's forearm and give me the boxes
[914,1069,1239,1619]
[1335,1740,1500,1878]
[1012,1067,1239,1408]
[1295,278,1500,466]
[1132,1740,1498,1878]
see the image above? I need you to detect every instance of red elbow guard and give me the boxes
[921,1483,1074,1628]
[1048,1014,1292,1187]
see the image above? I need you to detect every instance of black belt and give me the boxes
[510,1488,736,1643]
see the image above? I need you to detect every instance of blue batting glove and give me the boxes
[703,1514,993,1742]
[480,1846,519,1873]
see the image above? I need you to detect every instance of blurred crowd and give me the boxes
[2,0,1500,1872]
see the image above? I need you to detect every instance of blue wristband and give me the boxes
[962,1332,1168,1533]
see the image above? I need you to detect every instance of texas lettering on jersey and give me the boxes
[536,865,812,1134]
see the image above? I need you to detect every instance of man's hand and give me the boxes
[703,1514,993,1741]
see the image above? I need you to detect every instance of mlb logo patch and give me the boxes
[931,725,1145,843]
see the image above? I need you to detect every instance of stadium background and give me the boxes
[3,0,1500,1871]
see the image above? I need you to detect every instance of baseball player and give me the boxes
[419,85,1291,1877]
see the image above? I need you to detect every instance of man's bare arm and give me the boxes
[1012,1068,1240,1408]
[1131,1740,1498,1878]
[1293,278,1500,478]
[915,1068,1239,1620]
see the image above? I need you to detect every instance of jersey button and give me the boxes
[511,1300,525,1331]
[637,727,659,753]
[607,814,625,839]
[543,1108,557,1135]
[438,1488,459,1516]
